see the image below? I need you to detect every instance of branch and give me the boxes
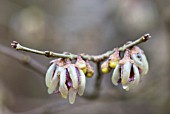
[7,33,151,101]
[0,44,46,76]
[11,33,151,62]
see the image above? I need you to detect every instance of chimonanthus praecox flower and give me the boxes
[111,48,149,91]
[45,58,86,104]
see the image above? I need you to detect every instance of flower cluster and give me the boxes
[45,56,94,104]
[101,47,149,91]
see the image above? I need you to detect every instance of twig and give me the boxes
[11,34,151,62]
[0,44,46,76]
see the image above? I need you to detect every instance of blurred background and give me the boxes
[0,0,170,114]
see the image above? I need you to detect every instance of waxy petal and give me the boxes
[68,65,78,89]
[123,64,140,91]
[59,69,68,99]
[121,62,131,85]
[45,63,56,87]
[69,88,77,104]
[141,54,149,76]
[48,67,62,94]
[130,64,140,89]
[78,69,86,96]
[112,64,120,86]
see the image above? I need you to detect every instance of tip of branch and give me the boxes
[11,41,18,49]
[143,33,151,41]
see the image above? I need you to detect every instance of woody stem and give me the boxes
[11,33,151,62]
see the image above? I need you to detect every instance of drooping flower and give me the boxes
[112,49,140,91]
[45,59,86,104]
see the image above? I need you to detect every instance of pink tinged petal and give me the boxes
[69,88,77,104]
[59,69,68,99]
[45,63,56,88]
[68,65,78,90]
[121,62,131,85]
[112,64,120,86]
[48,67,62,94]
[78,69,86,96]
[140,54,149,76]
[131,54,143,68]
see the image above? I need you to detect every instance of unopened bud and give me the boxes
[75,56,87,73]
[109,48,120,68]
[85,60,94,78]
[101,60,110,74]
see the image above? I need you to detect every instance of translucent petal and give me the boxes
[48,67,62,94]
[131,64,140,88]
[129,65,140,90]
[59,69,68,99]
[111,64,120,86]
[69,88,77,104]
[123,64,140,91]
[141,54,149,76]
[78,69,86,96]
[45,63,56,87]
[131,54,143,68]
[68,65,78,89]
[121,62,131,85]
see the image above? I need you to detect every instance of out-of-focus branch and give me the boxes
[83,62,103,99]
[0,44,46,76]
[11,34,151,62]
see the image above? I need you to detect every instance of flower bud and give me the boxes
[101,60,110,74]
[85,60,94,78]
[109,48,120,68]
[109,61,119,69]
[75,56,87,74]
